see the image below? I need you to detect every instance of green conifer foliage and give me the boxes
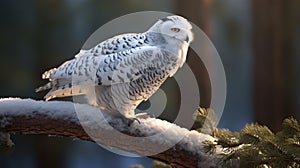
[196,107,300,168]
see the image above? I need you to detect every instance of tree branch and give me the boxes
[0,98,221,168]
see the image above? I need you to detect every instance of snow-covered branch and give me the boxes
[0,98,220,168]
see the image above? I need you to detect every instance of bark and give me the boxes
[0,98,222,168]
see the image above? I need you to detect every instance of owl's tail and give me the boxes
[35,79,90,101]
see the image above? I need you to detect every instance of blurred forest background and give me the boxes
[0,0,299,167]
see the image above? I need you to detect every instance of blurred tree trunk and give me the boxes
[174,0,212,130]
[252,0,298,132]
[33,0,69,167]
[175,0,212,108]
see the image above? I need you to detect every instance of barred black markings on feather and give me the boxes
[36,15,194,118]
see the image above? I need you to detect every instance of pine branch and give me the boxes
[0,98,222,168]
[205,117,300,167]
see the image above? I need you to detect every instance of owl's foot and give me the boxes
[124,117,140,126]
[125,113,152,126]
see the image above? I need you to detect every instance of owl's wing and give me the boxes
[36,45,169,100]
[75,33,148,58]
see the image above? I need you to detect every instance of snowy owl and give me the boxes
[36,15,194,120]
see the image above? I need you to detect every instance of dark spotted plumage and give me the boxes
[36,15,194,118]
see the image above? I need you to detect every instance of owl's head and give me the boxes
[148,15,194,45]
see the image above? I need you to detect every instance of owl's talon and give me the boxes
[133,118,141,124]
[125,117,141,126]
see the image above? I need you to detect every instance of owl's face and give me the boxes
[148,15,194,45]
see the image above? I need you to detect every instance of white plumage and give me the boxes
[36,15,194,119]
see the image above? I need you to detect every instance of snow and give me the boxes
[0,98,216,157]
[1,97,86,120]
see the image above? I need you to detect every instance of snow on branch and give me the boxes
[0,98,221,168]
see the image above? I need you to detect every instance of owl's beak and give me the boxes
[186,31,194,44]
[184,36,190,43]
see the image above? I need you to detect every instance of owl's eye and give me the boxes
[171,27,181,32]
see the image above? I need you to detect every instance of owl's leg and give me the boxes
[135,113,153,119]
